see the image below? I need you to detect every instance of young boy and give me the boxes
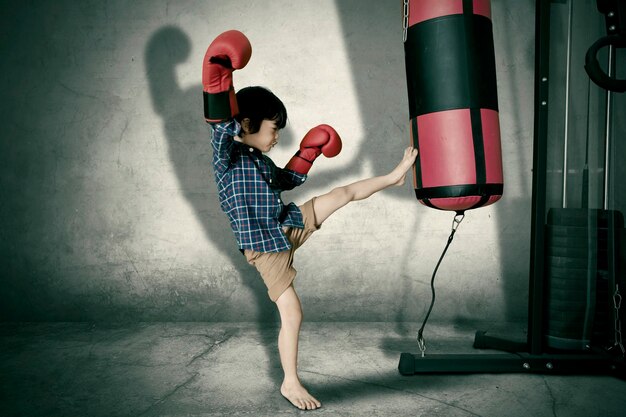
[203,31,418,411]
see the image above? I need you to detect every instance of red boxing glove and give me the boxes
[202,30,252,123]
[285,124,342,174]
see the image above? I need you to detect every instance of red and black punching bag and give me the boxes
[404,0,503,212]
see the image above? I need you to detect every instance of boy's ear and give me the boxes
[240,118,251,135]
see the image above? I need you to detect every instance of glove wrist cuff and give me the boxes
[204,90,232,122]
[293,150,317,164]
[285,154,313,174]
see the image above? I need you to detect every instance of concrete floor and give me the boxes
[1,322,625,417]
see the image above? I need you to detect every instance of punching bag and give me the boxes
[404,0,504,212]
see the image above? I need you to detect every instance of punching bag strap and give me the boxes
[416,211,465,357]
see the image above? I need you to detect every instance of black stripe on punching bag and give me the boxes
[463,0,473,14]
[411,116,437,209]
[470,108,487,184]
[404,6,498,118]
[422,199,438,210]
[415,184,503,200]
[411,117,423,189]
[465,0,490,209]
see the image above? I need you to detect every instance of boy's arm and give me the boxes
[261,155,306,191]
[274,166,307,191]
[211,119,240,172]
[203,30,251,173]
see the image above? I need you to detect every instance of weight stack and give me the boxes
[544,208,625,350]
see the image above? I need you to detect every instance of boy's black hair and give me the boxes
[235,86,287,134]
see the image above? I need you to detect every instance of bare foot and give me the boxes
[281,381,321,410]
[389,146,418,186]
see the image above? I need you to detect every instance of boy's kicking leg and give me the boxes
[313,146,417,224]
[273,147,417,411]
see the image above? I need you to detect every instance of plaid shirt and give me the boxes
[211,120,307,253]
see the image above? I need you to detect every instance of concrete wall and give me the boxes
[0,0,536,322]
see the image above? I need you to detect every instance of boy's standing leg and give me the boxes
[275,286,318,410]
[274,147,418,410]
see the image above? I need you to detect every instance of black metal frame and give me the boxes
[398,0,626,378]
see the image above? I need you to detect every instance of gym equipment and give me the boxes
[585,0,626,92]
[403,0,503,212]
[400,0,504,361]
[399,0,626,378]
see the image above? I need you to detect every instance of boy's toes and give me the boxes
[282,393,307,410]
[281,383,321,411]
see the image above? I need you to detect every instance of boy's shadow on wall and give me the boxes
[145,27,280,327]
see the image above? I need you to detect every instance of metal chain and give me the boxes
[403,0,410,43]
[613,284,625,356]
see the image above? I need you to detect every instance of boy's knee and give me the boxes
[276,290,303,327]
[282,306,303,328]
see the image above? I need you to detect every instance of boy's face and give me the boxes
[241,119,280,153]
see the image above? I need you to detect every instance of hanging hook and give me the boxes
[417,334,426,358]
[452,211,465,232]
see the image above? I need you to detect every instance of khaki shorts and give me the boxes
[244,198,320,302]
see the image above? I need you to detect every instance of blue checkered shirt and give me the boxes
[211,120,307,253]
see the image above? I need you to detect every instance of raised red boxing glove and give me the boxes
[285,124,342,174]
[202,30,252,123]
